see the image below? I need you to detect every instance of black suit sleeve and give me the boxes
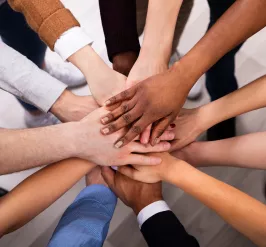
[141,211,200,247]
[99,0,140,62]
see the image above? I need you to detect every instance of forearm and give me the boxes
[198,75,266,131]
[0,158,95,235]
[140,0,183,64]
[68,46,126,105]
[165,162,266,246]
[181,132,266,169]
[179,0,266,85]
[0,123,79,174]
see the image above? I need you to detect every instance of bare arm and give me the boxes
[139,0,183,66]
[0,124,77,175]
[0,158,95,235]
[180,0,266,83]
[172,132,266,170]
[102,0,266,146]
[171,74,266,150]
[119,153,266,247]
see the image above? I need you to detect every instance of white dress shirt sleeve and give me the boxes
[54,27,93,61]
[137,200,170,228]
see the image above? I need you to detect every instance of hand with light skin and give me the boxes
[68,46,127,106]
[169,108,206,152]
[85,166,108,187]
[101,167,162,215]
[118,152,266,247]
[77,107,171,166]
[170,74,266,152]
[50,90,99,122]
[172,131,266,170]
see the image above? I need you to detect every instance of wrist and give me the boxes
[199,102,221,131]
[162,159,191,187]
[138,45,170,66]
[50,90,76,121]
[59,122,84,159]
[113,51,138,76]
[132,195,163,215]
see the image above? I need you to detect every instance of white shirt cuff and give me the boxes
[54,27,93,61]
[137,200,170,228]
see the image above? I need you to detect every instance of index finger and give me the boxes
[105,86,137,106]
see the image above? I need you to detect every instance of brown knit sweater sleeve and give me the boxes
[8,0,80,50]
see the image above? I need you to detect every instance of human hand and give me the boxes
[85,166,108,187]
[74,107,171,166]
[118,152,186,184]
[101,167,162,214]
[68,46,127,106]
[112,51,138,76]
[126,57,168,144]
[50,90,99,122]
[170,107,208,152]
[101,62,191,147]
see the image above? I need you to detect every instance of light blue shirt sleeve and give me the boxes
[48,184,117,247]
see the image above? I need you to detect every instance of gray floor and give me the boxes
[0,0,266,246]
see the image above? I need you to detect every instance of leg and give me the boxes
[206,0,244,140]
[0,2,46,112]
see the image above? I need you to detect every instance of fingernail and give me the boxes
[111,166,118,171]
[115,140,123,148]
[164,142,171,150]
[170,123,176,128]
[102,128,110,134]
[169,132,175,140]
[150,157,162,165]
[101,117,109,124]
[155,138,160,145]
[105,100,111,106]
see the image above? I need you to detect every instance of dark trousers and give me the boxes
[0,2,47,111]
[206,0,243,140]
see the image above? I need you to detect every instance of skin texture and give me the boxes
[101,63,188,148]
[172,132,266,170]
[118,152,266,247]
[68,46,126,106]
[0,158,95,236]
[101,167,162,215]
[171,75,266,151]
[50,91,99,122]
[101,0,266,147]
[113,51,138,76]
[0,107,173,175]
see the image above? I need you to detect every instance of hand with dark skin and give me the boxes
[101,0,266,148]
[113,51,138,76]
[101,167,162,214]
[101,62,190,148]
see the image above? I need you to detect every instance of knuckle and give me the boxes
[121,104,129,113]
[109,96,116,104]
[121,90,129,99]
[107,124,116,132]
[156,128,165,137]
[132,125,142,134]
[122,114,131,124]
[107,113,114,120]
